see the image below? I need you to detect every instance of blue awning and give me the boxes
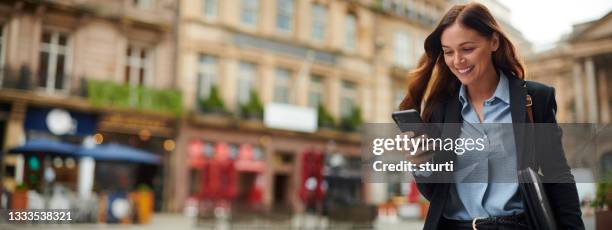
[10,140,161,165]
[9,139,80,156]
[77,143,161,165]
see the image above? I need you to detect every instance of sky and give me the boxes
[498,0,612,52]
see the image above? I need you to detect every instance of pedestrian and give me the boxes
[401,2,584,229]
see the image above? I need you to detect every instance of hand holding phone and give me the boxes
[391,109,433,165]
[392,109,424,133]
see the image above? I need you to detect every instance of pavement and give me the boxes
[0,212,596,229]
[0,213,425,230]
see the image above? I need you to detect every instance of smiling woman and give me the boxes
[399,2,524,122]
[398,2,584,230]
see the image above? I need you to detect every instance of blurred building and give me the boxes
[528,11,612,125]
[173,0,377,214]
[0,0,179,212]
[526,10,612,175]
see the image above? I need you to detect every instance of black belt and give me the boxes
[441,213,530,229]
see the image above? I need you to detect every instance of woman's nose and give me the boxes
[453,54,464,66]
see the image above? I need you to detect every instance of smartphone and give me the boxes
[391,109,424,133]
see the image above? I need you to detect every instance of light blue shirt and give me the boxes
[443,72,524,220]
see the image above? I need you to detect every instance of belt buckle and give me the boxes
[472,216,486,230]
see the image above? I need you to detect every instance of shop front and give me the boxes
[172,113,367,223]
[1,103,177,223]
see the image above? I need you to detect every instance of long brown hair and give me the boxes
[399,2,525,122]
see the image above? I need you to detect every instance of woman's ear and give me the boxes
[491,32,500,52]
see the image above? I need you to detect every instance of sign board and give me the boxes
[264,103,317,133]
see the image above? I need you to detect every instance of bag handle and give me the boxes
[523,82,537,170]
[524,82,534,123]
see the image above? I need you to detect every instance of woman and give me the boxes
[401,3,584,229]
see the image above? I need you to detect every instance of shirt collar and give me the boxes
[458,71,510,105]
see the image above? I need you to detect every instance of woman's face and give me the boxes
[440,22,499,86]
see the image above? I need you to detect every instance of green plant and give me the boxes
[317,103,336,129]
[340,106,363,132]
[239,90,264,120]
[372,0,385,12]
[199,85,227,114]
[87,80,182,115]
[137,184,152,191]
[16,183,28,191]
[592,171,612,209]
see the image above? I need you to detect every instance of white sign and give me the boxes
[264,103,317,133]
[46,109,76,135]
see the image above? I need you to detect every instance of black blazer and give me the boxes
[417,74,585,229]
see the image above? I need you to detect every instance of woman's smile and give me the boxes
[457,66,474,75]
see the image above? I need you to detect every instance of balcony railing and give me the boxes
[0,66,182,116]
[0,66,84,96]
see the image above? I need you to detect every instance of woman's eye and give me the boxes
[443,51,453,56]
[462,48,474,52]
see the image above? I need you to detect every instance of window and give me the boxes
[394,31,413,68]
[203,0,218,19]
[311,4,327,42]
[240,0,259,27]
[237,61,257,105]
[340,80,357,117]
[38,31,70,92]
[602,153,612,175]
[345,13,357,51]
[124,45,151,86]
[276,0,294,33]
[392,0,405,15]
[273,68,293,104]
[308,75,324,107]
[196,54,218,100]
[133,0,153,9]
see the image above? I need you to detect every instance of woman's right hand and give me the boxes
[402,131,434,165]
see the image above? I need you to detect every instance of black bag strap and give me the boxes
[524,82,534,123]
[523,81,537,170]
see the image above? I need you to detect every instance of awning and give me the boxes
[10,140,162,165]
[77,143,161,165]
[9,138,80,156]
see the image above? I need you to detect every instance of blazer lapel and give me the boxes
[437,93,462,165]
[508,75,529,169]
[444,95,463,124]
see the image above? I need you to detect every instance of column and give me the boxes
[585,57,599,123]
[598,68,610,123]
[169,119,190,212]
[223,55,238,111]
[181,52,198,109]
[328,74,341,119]
[294,51,312,107]
[77,157,95,199]
[260,55,274,104]
[572,61,585,122]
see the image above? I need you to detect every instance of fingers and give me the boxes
[402,133,432,165]
[406,151,433,165]
[400,131,415,138]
